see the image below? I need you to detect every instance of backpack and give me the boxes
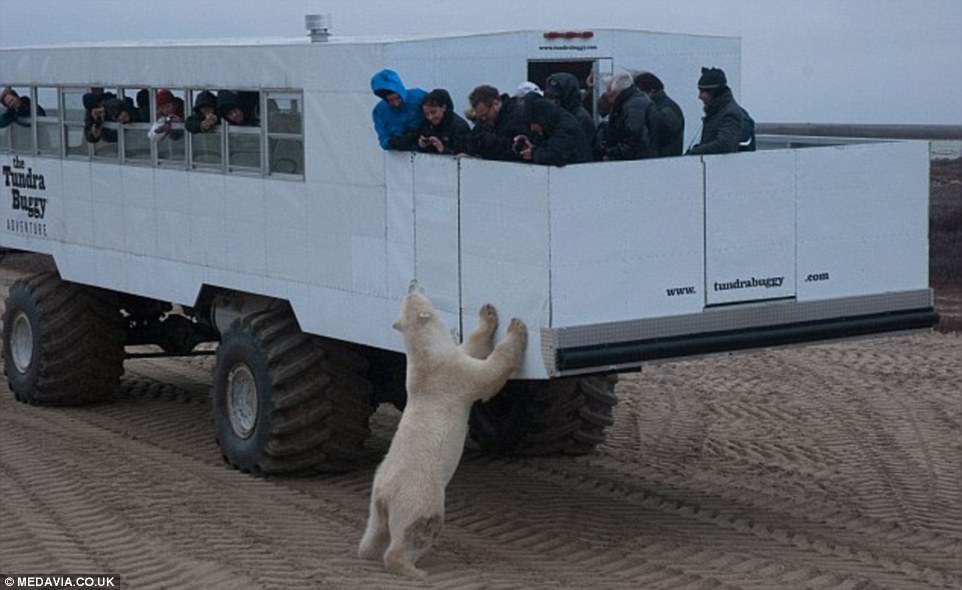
[738,106,755,152]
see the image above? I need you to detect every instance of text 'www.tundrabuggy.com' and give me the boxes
[3,576,117,588]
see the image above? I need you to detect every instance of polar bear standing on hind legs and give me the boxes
[358,284,528,578]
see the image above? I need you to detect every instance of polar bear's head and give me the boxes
[392,290,436,333]
[392,288,455,358]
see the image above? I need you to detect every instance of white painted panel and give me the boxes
[155,210,193,262]
[265,175,309,231]
[125,256,205,305]
[796,141,929,300]
[704,150,796,305]
[549,157,705,326]
[386,152,415,300]
[413,154,461,315]
[154,168,191,215]
[120,167,156,256]
[460,158,550,378]
[187,172,226,270]
[304,92,383,186]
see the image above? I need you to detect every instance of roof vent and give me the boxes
[306,14,332,42]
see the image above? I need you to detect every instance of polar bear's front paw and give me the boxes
[478,303,498,328]
[507,318,527,342]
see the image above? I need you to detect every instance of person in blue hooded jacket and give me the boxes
[370,69,427,151]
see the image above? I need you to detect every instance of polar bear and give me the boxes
[358,286,528,578]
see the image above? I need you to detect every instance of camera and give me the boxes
[512,137,528,155]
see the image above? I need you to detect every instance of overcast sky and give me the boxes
[2,0,959,125]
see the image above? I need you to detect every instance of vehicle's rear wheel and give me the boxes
[469,375,618,455]
[211,304,374,474]
[2,272,125,405]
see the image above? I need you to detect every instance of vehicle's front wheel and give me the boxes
[469,375,618,455]
[211,304,374,475]
[2,272,125,405]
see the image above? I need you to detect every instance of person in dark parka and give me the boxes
[598,71,655,161]
[686,67,745,155]
[635,71,685,157]
[416,88,471,155]
[217,90,259,126]
[514,94,591,166]
[185,90,220,134]
[462,84,529,161]
[543,72,595,153]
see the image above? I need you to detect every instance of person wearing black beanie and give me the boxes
[687,67,747,155]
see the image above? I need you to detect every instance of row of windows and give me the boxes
[0,86,305,179]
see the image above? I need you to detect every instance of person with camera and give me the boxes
[416,88,470,155]
[148,89,185,142]
[82,88,116,143]
[185,90,220,134]
[512,93,591,166]
[461,84,528,161]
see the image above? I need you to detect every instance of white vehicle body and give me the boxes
[0,30,937,472]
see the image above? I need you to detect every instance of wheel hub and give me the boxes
[226,363,258,439]
[10,311,34,374]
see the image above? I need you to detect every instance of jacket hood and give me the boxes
[544,72,583,113]
[216,90,241,117]
[193,90,218,114]
[524,95,562,132]
[83,90,115,111]
[370,69,407,101]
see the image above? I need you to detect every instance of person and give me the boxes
[217,90,258,126]
[370,69,427,151]
[461,84,528,161]
[185,90,220,134]
[513,94,591,166]
[543,72,595,153]
[1,87,44,128]
[513,81,542,99]
[597,71,655,161]
[634,71,685,157]
[416,88,470,155]
[87,93,141,143]
[147,89,185,142]
[83,88,115,143]
[686,67,746,155]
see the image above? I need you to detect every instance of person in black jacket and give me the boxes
[598,71,655,161]
[82,88,115,143]
[217,90,259,127]
[634,72,685,157]
[543,72,595,154]
[185,90,220,134]
[514,94,591,166]
[461,85,528,161]
[416,88,470,155]
[686,67,745,155]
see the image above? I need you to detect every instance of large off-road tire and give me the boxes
[211,304,374,475]
[2,272,126,405]
[469,375,618,456]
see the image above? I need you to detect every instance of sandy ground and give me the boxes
[0,256,959,590]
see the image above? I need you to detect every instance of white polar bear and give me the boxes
[358,287,528,578]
